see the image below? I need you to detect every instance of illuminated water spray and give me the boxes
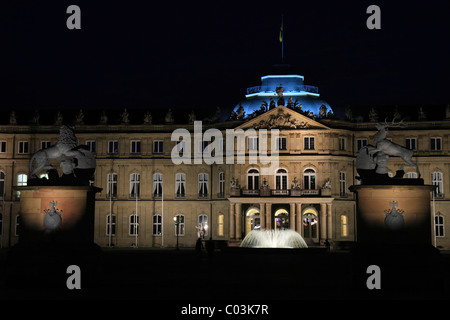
[240,229,308,248]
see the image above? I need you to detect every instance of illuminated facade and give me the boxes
[0,76,449,250]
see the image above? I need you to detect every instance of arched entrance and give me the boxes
[302,207,319,244]
[274,208,289,230]
[245,207,260,235]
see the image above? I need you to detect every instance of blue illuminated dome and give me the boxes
[234,67,333,117]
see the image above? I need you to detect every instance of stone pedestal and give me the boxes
[6,185,102,291]
[16,185,101,245]
[349,184,434,246]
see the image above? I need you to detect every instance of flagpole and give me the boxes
[281,14,284,62]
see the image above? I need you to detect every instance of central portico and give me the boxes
[228,197,334,245]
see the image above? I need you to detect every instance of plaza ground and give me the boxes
[1,246,450,301]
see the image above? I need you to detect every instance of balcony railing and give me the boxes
[234,188,326,197]
[246,85,319,95]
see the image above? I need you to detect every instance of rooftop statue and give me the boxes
[29,125,96,185]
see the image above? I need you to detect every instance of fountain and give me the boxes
[240,229,308,248]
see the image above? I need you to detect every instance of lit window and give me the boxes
[406,172,418,179]
[341,215,348,237]
[16,173,27,199]
[174,214,185,236]
[218,214,224,237]
[198,214,208,237]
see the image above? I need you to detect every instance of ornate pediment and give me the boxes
[235,106,329,130]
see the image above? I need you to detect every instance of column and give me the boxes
[229,203,235,240]
[265,203,272,229]
[260,203,266,230]
[296,203,302,236]
[235,203,242,240]
[320,203,327,243]
[327,203,333,240]
[290,203,296,230]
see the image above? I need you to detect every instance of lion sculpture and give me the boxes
[29,125,96,181]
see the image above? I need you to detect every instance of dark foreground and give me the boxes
[1,245,450,302]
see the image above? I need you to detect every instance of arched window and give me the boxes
[16,173,27,199]
[198,173,208,198]
[275,168,288,190]
[174,214,185,236]
[153,173,163,198]
[435,214,444,237]
[198,214,208,237]
[175,173,186,198]
[303,169,316,190]
[247,169,260,190]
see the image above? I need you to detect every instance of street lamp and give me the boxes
[173,215,180,250]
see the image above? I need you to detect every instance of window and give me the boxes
[175,173,186,198]
[153,214,162,236]
[431,137,442,151]
[18,141,29,154]
[247,169,260,190]
[129,215,139,235]
[16,173,27,198]
[0,141,6,153]
[304,137,315,150]
[218,172,225,197]
[248,137,259,151]
[406,172,418,179]
[106,215,116,236]
[198,214,208,237]
[153,173,163,198]
[153,140,163,153]
[405,138,416,151]
[108,140,118,154]
[303,169,316,190]
[198,140,209,153]
[432,172,444,198]
[174,214,185,236]
[41,141,51,150]
[198,173,208,198]
[218,214,224,237]
[130,173,140,198]
[86,140,96,153]
[339,137,346,151]
[0,171,5,197]
[176,141,185,153]
[276,137,287,151]
[15,215,21,236]
[339,172,347,197]
[341,215,348,237]
[107,173,118,198]
[275,168,288,190]
[0,213,2,236]
[357,139,367,151]
[131,140,141,153]
[435,215,444,237]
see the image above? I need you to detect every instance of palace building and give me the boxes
[0,70,449,250]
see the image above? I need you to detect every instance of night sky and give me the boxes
[1,1,449,121]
